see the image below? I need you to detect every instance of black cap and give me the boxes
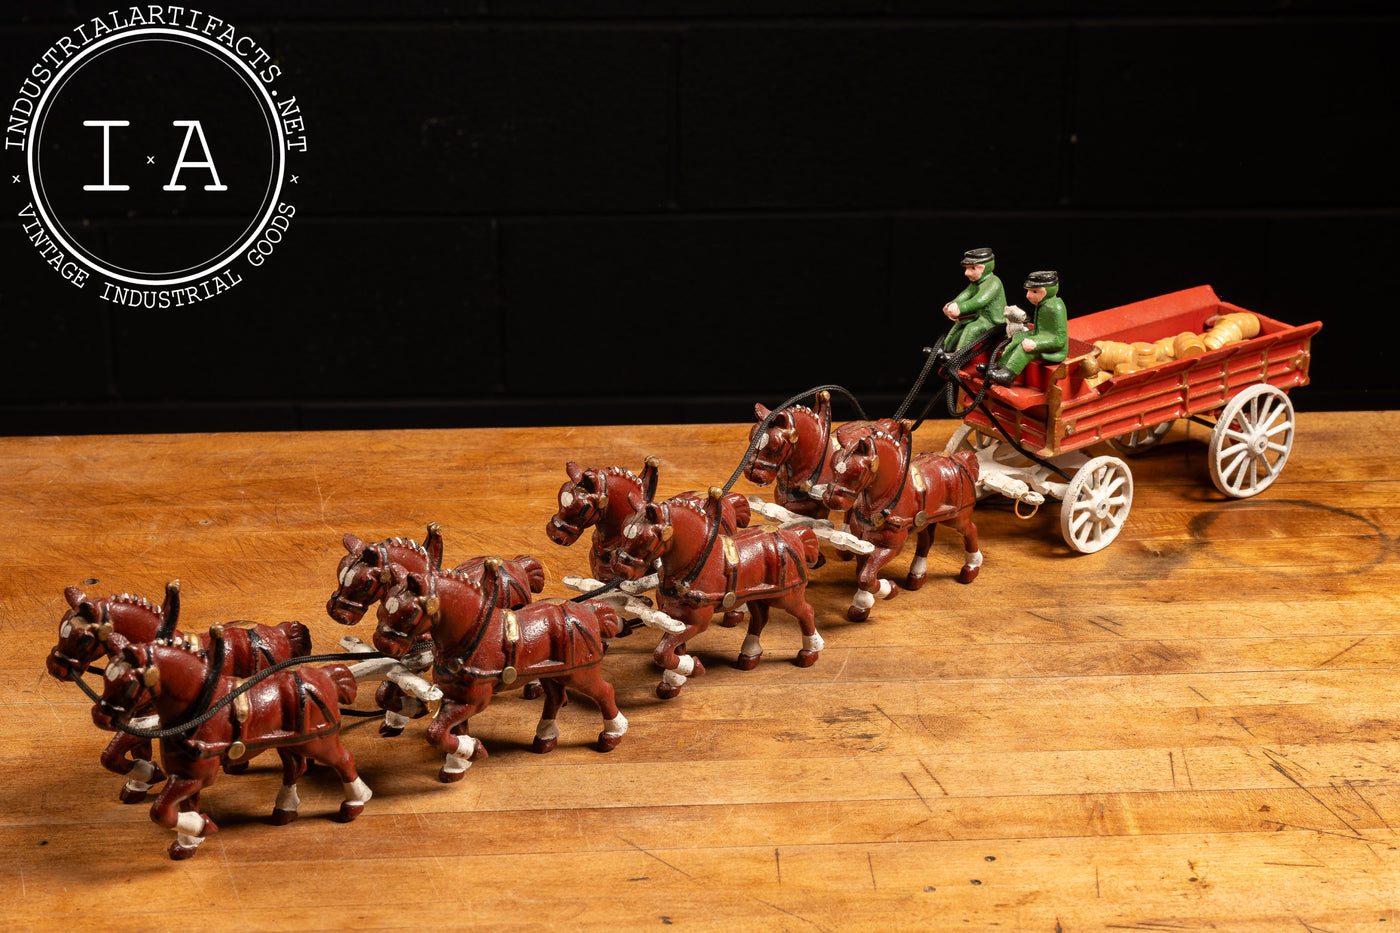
[1024,270,1058,289]
[962,248,994,266]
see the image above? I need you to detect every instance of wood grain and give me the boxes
[2,413,1396,931]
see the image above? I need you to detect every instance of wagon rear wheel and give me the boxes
[1208,384,1294,498]
[1107,422,1172,455]
[1060,456,1133,554]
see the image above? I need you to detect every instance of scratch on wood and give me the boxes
[1343,780,1394,833]
[867,852,877,890]
[1181,748,1194,789]
[1084,616,1125,637]
[775,848,781,884]
[902,772,933,812]
[873,703,902,731]
[1189,686,1210,703]
[1266,820,1366,842]
[1297,918,1337,933]
[1096,865,1101,898]
[618,837,694,878]
[919,759,950,796]
[1232,716,1255,737]
[748,897,828,931]
[1169,750,1177,786]
[1315,636,1367,669]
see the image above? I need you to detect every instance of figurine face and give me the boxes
[92,657,147,729]
[745,412,796,484]
[374,579,433,656]
[1026,286,1047,306]
[822,437,876,511]
[546,471,608,546]
[613,509,667,579]
[964,263,985,282]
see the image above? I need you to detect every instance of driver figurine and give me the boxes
[942,247,1006,351]
[987,270,1068,385]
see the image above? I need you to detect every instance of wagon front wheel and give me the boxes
[1209,384,1294,498]
[1107,422,1172,455]
[1060,456,1133,554]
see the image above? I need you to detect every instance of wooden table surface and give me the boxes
[2,413,1396,931]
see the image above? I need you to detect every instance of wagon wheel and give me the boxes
[942,424,996,456]
[1059,456,1133,554]
[1106,422,1172,456]
[1208,384,1294,498]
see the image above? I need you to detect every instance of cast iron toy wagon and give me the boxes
[942,285,1321,553]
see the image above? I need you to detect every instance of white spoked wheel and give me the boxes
[943,424,996,456]
[1060,455,1133,554]
[1209,384,1295,498]
[1107,422,1172,456]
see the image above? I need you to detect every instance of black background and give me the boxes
[3,1,1396,436]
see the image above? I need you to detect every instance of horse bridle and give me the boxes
[330,542,397,617]
[551,474,610,541]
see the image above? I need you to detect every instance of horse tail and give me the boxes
[327,665,358,706]
[724,492,752,529]
[510,554,547,593]
[592,602,620,641]
[279,620,314,658]
[796,526,821,568]
[952,448,981,486]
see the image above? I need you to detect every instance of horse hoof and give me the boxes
[532,736,558,755]
[378,723,404,738]
[119,785,148,805]
[690,658,707,678]
[270,808,298,826]
[735,652,762,671]
[847,605,871,623]
[957,565,980,584]
[337,801,365,822]
[522,681,544,700]
[905,572,927,592]
[882,583,900,601]
[437,767,468,784]
[596,731,623,752]
[469,740,490,762]
[718,611,742,628]
[796,649,820,668]
[168,841,199,861]
[656,682,682,700]
[224,760,249,775]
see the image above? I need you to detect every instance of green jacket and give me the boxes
[1021,296,1068,363]
[951,274,1006,329]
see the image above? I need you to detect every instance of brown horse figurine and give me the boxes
[821,419,982,622]
[47,581,311,802]
[745,390,870,521]
[91,632,369,860]
[546,459,751,626]
[613,487,824,698]
[374,560,627,782]
[327,523,546,731]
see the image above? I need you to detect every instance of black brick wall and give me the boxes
[3,2,1395,435]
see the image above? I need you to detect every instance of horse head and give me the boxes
[613,495,675,580]
[328,530,433,625]
[745,403,799,487]
[546,462,617,546]
[823,429,883,513]
[374,565,438,657]
[48,583,174,680]
[91,642,163,731]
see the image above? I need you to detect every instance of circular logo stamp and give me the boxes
[7,9,306,306]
